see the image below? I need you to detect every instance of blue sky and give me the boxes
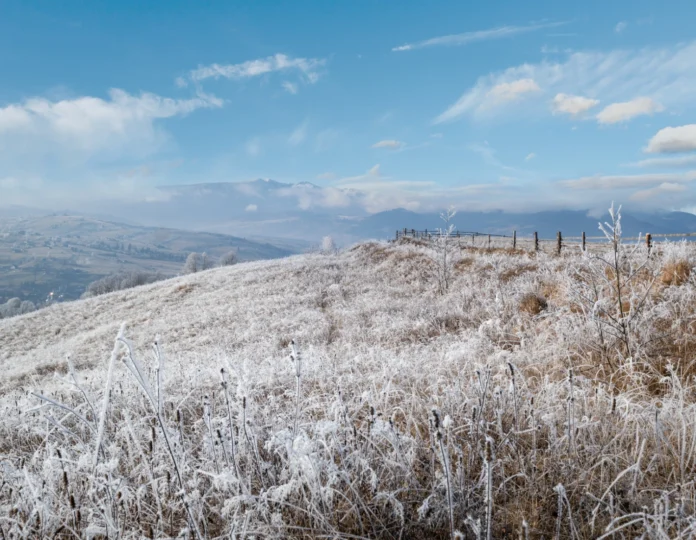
[2,0,696,214]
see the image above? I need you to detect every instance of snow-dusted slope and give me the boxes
[2,237,696,537]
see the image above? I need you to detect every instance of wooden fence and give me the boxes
[395,228,696,254]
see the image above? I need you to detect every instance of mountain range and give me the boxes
[4,179,696,243]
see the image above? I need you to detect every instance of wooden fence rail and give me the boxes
[396,228,696,254]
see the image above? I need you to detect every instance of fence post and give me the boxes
[582,231,586,252]
[512,230,517,250]
[556,231,562,255]
[534,232,539,252]
[488,234,491,249]
[646,233,652,256]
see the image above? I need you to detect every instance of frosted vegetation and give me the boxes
[82,271,167,299]
[3,207,696,538]
[0,297,36,319]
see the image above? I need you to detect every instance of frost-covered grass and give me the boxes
[2,228,696,538]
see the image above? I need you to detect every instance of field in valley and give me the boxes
[0,215,300,306]
[2,221,696,538]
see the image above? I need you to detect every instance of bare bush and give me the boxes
[218,250,238,267]
[82,271,166,298]
[0,297,35,319]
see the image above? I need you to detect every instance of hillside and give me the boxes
[2,232,696,537]
[0,214,298,304]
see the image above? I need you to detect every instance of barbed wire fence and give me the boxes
[395,228,696,255]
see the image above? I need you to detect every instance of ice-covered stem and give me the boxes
[484,437,494,540]
[153,337,164,418]
[554,484,564,540]
[598,202,632,358]
[432,409,455,539]
[508,362,518,433]
[203,395,219,474]
[118,329,202,540]
[290,340,302,437]
[93,323,125,470]
[220,368,242,488]
[567,368,575,451]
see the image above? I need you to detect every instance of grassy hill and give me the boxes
[0,214,298,305]
[1,231,696,537]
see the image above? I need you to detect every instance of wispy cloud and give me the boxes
[560,171,696,190]
[469,142,517,171]
[525,153,536,161]
[187,54,325,88]
[615,21,628,33]
[434,41,696,123]
[646,125,696,153]
[552,93,599,116]
[392,21,565,52]
[0,89,222,157]
[488,79,541,102]
[596,97,663,124]
[371,139,405,150]
[631,182,686,201]
[288,120,309,146]
[630,155,696,168]
[282,81,299,95]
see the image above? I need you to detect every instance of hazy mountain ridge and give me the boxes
[0,214,300,304]
[4,179,696,243]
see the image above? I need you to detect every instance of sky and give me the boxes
[2,0,696,214]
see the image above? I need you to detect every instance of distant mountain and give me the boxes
[0,214,300,304]
[97,179,367,243]
[18,179,696,244]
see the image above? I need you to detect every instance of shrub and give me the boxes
[0,297,36,319]
[219,250,238,267]
[183,252,201,274]
[321,236,337,254]
[82,271,166,298]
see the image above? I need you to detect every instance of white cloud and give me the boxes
[282,81,298,95]
[646,124,696,153]
[368,164,381,176]
[559,171,696,190]
[525,153,536,161]
[631,154,696,168]
[434,41,696,123]
[245,204,258,212]
[316,172,336,181]
[392,21,565,52]
[487,78,540,102]
[288,120,308,146]
[0,89,222,158]
[596,97,663,124]
[630,182,686,201]
[245,137,261,157]
[552,93,600,116]
[615,21,628,33]
[189,54,325,85]
[371,139,405,150]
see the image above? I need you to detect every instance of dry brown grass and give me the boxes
[660,260,691,286]
[499,263,538,283]
[454,257,474,272]
[518,293,548,315]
